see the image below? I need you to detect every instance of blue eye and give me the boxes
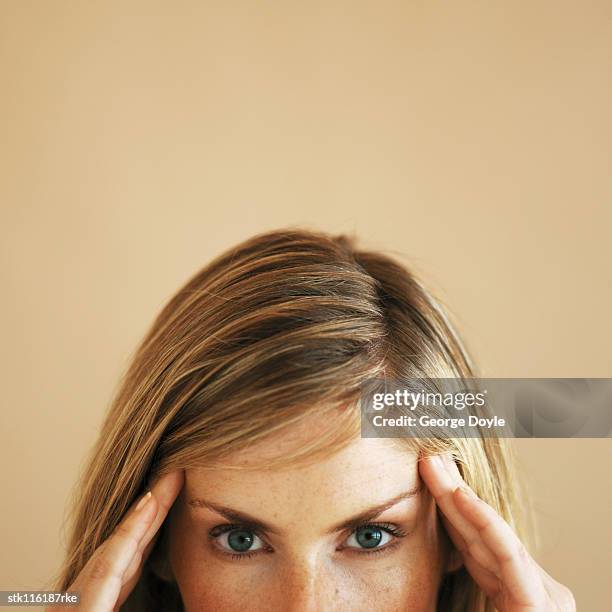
[210,525,265,554]
[344,523,408,554]
[345,525,391,549]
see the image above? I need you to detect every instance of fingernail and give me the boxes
[135,491,152,511]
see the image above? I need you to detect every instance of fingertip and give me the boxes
[161,470,185,501]
[151,469,184,492]
[453,484,482,513]
[442,453,464,481]
[419,452,458,497]
[419,453,445,475]
[144,469,184,519]
[169,468,185,489]
[453,483,469,498]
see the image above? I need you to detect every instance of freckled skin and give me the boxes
[164,425,455,612]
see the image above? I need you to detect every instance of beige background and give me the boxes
[1,1,611,610]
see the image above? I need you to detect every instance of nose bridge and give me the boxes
[282,550,335,612]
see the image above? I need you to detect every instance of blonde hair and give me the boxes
[54,227,526,611]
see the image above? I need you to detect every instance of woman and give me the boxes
[50,228,575,611]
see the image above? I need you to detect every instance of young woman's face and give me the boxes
[165,423,454,611]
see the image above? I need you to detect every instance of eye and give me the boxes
[343,523,408,552]
[345,525,391,549]
[209,524,267,556]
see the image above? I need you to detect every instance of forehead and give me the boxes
[184,431,419,525]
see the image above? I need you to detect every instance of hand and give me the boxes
[419,454,575,612]
[50,470,184,612]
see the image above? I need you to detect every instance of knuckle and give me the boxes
[464,536,477,554]
[123,549,144,582]
[479,518,495,538]
[113,523,140,553]
[464,536,482,558]
[114,521,132,538]
[88,552,113,581]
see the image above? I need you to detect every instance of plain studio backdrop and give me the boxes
[1,2,610,610]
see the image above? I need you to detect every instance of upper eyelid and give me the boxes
[209,522,264,538]
[344,520,409,539]
[210,522,267,537]
[210,522,245,532]
[211,518,405,530]
[353,519,395,529]
[209,519,402,533]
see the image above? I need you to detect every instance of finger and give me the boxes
[116,535,154,601]
[439,513,500,596]
[120,527,161,587]
[419,454,498,572]
[138,470,184,554]
[462,552,502,599]
[453,482,548,607]
[78,491,159,611]
[116,470,184,605]
[440,510,467,553]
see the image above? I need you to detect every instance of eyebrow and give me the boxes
[188,483,421,537]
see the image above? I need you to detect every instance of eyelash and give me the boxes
[208,522,409,561]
